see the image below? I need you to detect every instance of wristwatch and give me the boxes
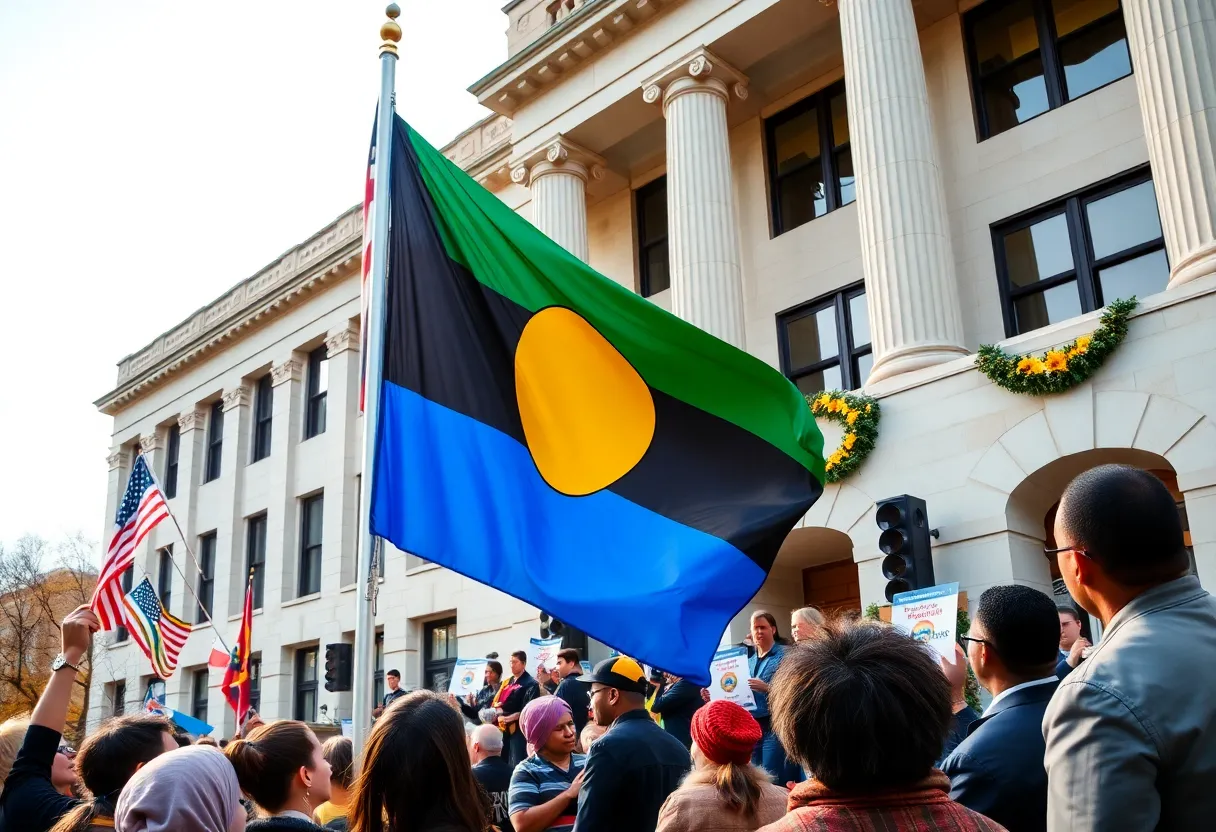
[51,654,80,674]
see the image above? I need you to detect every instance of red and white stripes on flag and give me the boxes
[359,114,377,412]
[91,455,169,630]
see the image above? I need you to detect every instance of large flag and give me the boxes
[368,117,825,684]
[92,455,169,630]
[359,113,378,412]
[123,577,192,679]
[222,575,254,725]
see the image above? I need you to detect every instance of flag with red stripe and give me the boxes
[91,455,168,630]
[123,577,192,678]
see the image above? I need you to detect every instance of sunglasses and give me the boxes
[1043,546,1093,562]
[958,635,990,648]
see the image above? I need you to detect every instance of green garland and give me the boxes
[865,603,981,713]
[975,298,1136,395]
[807,390,881,484]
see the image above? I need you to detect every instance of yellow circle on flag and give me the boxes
[515,307,656,496]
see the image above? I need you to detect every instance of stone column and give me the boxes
[169,407,207,623]
[218,385,251,620]
[1122,0,1216,288]
[642,48,749,348]
[838,0,968,384]
[265,356,303,609]
[323,321,362,589]
[511,136,605,262]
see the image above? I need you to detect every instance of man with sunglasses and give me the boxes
[1042,464,1216,832]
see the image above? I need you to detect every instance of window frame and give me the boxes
[164,424,180,499]
[112,680,126,717]
[251,374,273,463]
[992,166,1165,337]
[776,282,873,395]
[305,346,328,440]
[765,80,853,236]
[294,647,319,723]
[204,400,224,483]
[196,532,216,625]
[114,567,134,643]
[298,493,324,597]
[248,656,262,713]
[246,513,268,610]
[963,0,1132,140]
[373,630,384,713]
[191,668,209,724]
[636,176,669,298]
[423,618,458,693]
[157,545,173,614]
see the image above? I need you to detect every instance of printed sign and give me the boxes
[528,636,564,673]
[448,658,489,697]
[340,719,353,738]
[580,661,592,676]
[891,582,960,662]
[708,646,756,710]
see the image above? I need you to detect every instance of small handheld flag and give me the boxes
[123,577,192,679]
[92,455,169,630]
[145,687,213,737]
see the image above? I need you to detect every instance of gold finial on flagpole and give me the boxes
[380,4,402,56]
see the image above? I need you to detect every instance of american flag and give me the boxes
[123,577,192,679]
[91,455,168,630]
[359,113,377,412]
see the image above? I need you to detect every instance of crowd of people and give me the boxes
[0,463,1212,832]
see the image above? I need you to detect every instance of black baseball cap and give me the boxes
[577,656,650,694]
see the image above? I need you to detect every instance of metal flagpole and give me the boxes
[352,3,400,754]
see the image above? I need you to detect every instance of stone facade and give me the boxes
[89,0,1216,733]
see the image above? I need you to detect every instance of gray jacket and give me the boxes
[1042,575,1216,832]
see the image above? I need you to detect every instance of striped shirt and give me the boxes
[508,753,586,832]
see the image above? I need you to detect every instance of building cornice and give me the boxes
[94,206,363,416]
[469,0,686,115]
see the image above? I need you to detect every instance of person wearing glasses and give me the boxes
[942,585,1060,832]
[1043,464,1216,832]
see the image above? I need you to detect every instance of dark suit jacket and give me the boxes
[650,679,703,750]
[941,680,1058,832]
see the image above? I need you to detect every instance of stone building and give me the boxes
[88,0,1216,734]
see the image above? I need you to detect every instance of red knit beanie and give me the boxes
[691,699,762,765]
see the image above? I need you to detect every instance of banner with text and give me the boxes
[448,658,489,697]
[528,636,564,673]
[707,646,756,710]
[892,582,960,662]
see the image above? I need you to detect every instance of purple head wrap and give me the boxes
[519,695,572,752]
[115,745,245,832]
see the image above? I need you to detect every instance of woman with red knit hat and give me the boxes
[655,700,789,832]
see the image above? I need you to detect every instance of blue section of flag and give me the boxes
[370,381,767,685]
[144,689,213,736]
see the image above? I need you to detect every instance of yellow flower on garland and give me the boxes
[1017,356,1047,374]
[1044,351,1069,372]
[846,410,860,426]
[843,433,857,451]
[1074,335,1091,353]
[828,398,844,413]
[814,393,831,410]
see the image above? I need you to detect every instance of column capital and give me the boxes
[641,47,748,112]
[271,357,304,387]
[106,448,129,471]
[326,321,361,357]
[139,433,162,454]
[509,135,606,187]
[222,385,251,412]
[177,407,209,432]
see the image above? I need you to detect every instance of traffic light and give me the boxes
[324,643,353,693]
[877,495,937,602]
[539,612,566,639]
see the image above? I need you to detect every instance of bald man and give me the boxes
[470,723,514,832]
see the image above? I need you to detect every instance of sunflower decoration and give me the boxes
[808,390,881,484]
[976,298,1136,396]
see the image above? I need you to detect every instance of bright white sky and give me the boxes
[0,1,506,554]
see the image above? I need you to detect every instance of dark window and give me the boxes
[636,177,669,297]
[197,533,216,625]
[295,647,319,722]
[112,681,126,716]
[246,514,267,609]
[766,81,855,235]
[777,284,873,396]
[424,618,457,693]
[249,657,262,713]
[252,374,273,463]
[204,401,224,482]
[191,668,208,724]
[299,494,324,597]
[305,347,329,439]
[164,424,180,499]
[994,169,1166,335]
[373,631,385,712]
[965,0,1132,139]
[157,545,173,614]
[115,567,134,643]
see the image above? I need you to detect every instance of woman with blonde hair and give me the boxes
[0,718,30,797]
[656,700,787,832]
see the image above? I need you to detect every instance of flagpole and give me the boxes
[352,3,400,755]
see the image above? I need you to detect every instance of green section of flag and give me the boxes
[403,120,825,483]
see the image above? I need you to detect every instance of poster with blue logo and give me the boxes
[448,658,489,697]
[708,646,756,710]
[892,582,960,662]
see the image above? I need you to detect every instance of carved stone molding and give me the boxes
[509,135,608,187]
[641,46,749,111]
[271,358,304,388]
[139,433,162,454]
[222,385,251,411]
[106,449,128,471]
[178,407,209,433]
[326,322,361,357]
